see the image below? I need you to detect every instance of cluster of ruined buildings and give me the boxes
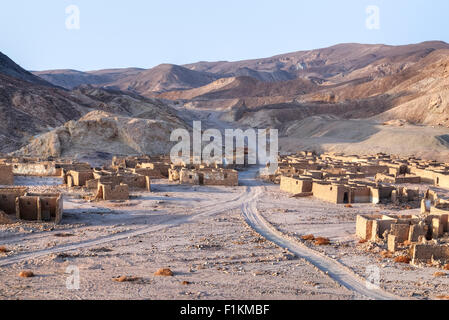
[356,189,449,267]
[0,155,239,224]
[267,151,449,267]
[272,151,448,205]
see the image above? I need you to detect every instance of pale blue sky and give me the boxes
[1,0,448,71]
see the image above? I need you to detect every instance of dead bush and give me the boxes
[358,239,367,244]
[344,204,353,208]
[381,251,393,258]
[443,264,449,270]
[181,281,191,285]
[54,233,75,238]
[433,272,447,277]
[113,276,140,282]
[154,268,174,276]
[436,295,449,300]
[314,237,330,246]
[19,271,34,278]
[394,256,411,264]
[301,234,315,241]
[0,246,9,253]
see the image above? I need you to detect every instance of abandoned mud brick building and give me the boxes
[96,183,129,201]
[1,157,91,177]
[356,213,449,266]
[0,164,14,185]
[112,156,171,178]
[0,187,63,223]
[65,170,94,187]
[16,193,63,223]
[280,176,313,196]
[179,168,238,186]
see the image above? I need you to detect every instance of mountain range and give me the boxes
[2,41,449,160]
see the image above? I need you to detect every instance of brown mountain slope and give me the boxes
[157,76,318,102]
[1,51,54,87]
[33,68,144,90]
[184,41,449,81]
[106,64,220,96]
[0,73,91,152]
[1,53,188,154]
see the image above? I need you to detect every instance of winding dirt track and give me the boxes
[239,168,400,300]
[0,185,257,267]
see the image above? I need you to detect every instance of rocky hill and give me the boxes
[0,52,188,155]
[12,110,186,159]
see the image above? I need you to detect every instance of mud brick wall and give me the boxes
[202,170,238,186]
[120,175,147,189]
[280,176,313,194]
[0,165,14,185]
[412,244,449,262]
[17,196,40,221]
[98,183,129,201]
[312,183,346,204]
[0,187,27,215]
[67,171,94,187]
[390,224,410,243]
[11,162,62,176]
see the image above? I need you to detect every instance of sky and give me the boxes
[1,0,449,71]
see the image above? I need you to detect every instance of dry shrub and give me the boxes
[18,271,34,278]
[433,272,447,277]
[381,251,393,258]
[394,256,411,264]
[443,264,449,271]
[314,237,330,246]
[154,268,174,276]
[54,233,75,238]
[301,234,315,241]
[181,281,191,285]
[344,204,353,208]
[113,276,140,282]
[0,246,9,253]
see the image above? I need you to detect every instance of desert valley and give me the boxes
[1,41,449,300]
